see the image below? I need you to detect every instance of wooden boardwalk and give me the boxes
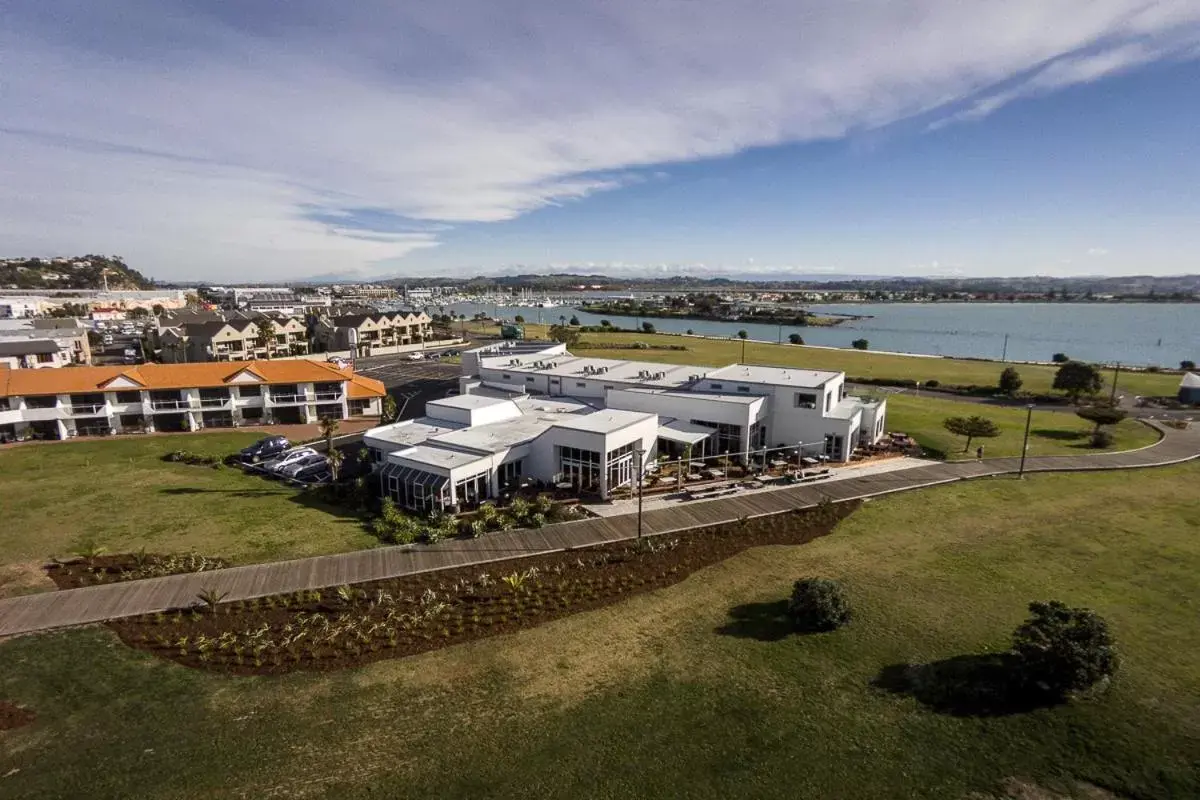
[2,423,1197,638]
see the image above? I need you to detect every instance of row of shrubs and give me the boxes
[788,579,1118,704]
[370,494,585,545]
[162,450,240,468]
[847,376,1068,404]
[574,341,688,351]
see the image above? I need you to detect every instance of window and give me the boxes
[239,385,262,397]
[502,373,511,380]
[116,391,141,404]
[794,392,817,408]
[36,353,54,363]
[499,459,524,485]
[709,382,723,390]
[691,419,742,453]
[575,381,586,388]
[25,395,57,409]
[525,376,535,383]
[550,378,559,384]
[736,385,750,393]
[825,393,831,413]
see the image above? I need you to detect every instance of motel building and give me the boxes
[0,361,385,441]
[365,341,886,512]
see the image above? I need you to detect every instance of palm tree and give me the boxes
[256,319,277,359]
[326,448,344,482]
[318,416,340,452]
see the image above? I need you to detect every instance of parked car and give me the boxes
[239,435,291,463]
[407,352,425,361]
[267,447,320,475]
[276,453,328,479]
[326,356,350,368]
[290,461,332,485]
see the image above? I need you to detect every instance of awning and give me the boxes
[381,462,449,492]
[657,419,715,445]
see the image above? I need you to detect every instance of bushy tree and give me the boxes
[1182,360,1196,371]
[513,314,525,324]
[998,366,1023,396]
[1051,352,1070,363]
[788,333,804,345]
[1089,430,1115,449]
[788,578,852,632]
[1011,600,1118,699]
[600,319,611,327]
[737,329,748,339]
[642,321,656,334]
[1075,406,1127,433]
[942,415,1001,452]
[569,315,580,326]
[549,324,580,348]
[1053,361,1104,402]
[851,338,869,350]
[381,394,398,423]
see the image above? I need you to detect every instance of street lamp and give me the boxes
[1018,403,1034,478]
[633,445,645,540]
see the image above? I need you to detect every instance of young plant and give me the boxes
[195,587,230,612]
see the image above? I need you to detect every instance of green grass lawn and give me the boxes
[572,330,1181,398]
[3,464,1199,799]
[0,434,375,596]
[883,393,1159,459]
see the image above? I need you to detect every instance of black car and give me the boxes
[239,435,291,463]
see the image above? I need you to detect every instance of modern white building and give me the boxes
[366,340,886,511]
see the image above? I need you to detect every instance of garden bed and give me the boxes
[0,700,36,731]
[108,501,860,676]
[46,552,230,589]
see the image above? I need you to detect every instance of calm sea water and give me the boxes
[435,301,1199,367]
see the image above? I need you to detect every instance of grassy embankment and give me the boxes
[3,464,1199,799]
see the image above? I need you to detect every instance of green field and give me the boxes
[884,393,1158,459]
[572,330,1182,397]
[0,434,375,596]
[3,464,1199,799]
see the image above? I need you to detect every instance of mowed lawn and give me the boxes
[0,433,374,596]
[883,393,1159,459]
[3,465,1199,799]
[572,330,1182,397]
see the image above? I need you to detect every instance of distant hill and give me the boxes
[0,255,156,291]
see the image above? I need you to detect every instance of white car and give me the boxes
[326,356,350,368]
[407,352,425,361]
[276,453,329,479]
[267,447,319,475]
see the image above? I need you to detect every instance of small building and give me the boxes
[1180,372,1200,405]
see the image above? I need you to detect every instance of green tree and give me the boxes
[326,448,344,482]
[127,306,151,319]
[256,318,276,359]
[686,328,694,335]
[513,314,525,324]
[788,333,804,345]
[1051,352,1070,363]
[548,324,580,348]
[1075,405,1127,433]
[737,329,748,339]
[1011,600,1118,699]
[381,394,398,423]
[151,304,164,316]
[569,315,580,326]
[788,578,852,632]
[942,415,1001,452]
[998,366,1023,396]
[642,321,656,334]
[851,338,869,350]
[1052,361,1104,403]
[1182,360,1196,371]
[318,416,340,453]
[600,319,611,327]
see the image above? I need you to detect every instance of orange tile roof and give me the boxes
[0,360,386,398]
[346,373,387,399]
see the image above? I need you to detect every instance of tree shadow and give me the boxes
[1031,428,1087,441]
[159,487,280,497]
[871,654,1062,717]
[714,599,796,641]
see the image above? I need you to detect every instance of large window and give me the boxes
[690,419,742,454]
[794,392,817,408]
[381,463,450,512]
[605,441,638,492]
[498,459,524,487]
[116,391,142,404]
[558,446,601,493]
[454,470,491,507]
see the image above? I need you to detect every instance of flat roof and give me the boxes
[551,408,655,434]
[612,386,763,405]
[480,353,705,388]
[393,445,489,471]
[431,415,561,453]
[427,394,513,410]
[364,417,466,447]
[704,363,842,388]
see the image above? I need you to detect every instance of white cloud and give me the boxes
[2,1,1199,279]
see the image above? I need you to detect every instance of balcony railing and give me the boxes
[269,393,304,404]
[198,397,231,408]
[150,399,194,411]
[68,404,107,416]
[313,392,343,402]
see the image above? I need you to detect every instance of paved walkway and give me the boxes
[2,423,1197,638]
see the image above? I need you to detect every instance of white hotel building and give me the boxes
[366,341,886,512]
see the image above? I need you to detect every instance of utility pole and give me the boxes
[1018,404,1034,478]
[633,445,645,540]
[740,336,746,363]
[1110,362,1121,404]
[777,322,782,344]
[1001,333,1009,362]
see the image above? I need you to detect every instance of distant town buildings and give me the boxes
[0,319,91,369]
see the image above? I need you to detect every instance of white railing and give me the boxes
[269,393,304,404]
[68,404,107,416]
[313,392,342,402]
[198,397,231,408]
[150,399,194,411]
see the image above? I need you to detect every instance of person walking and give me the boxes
[976,445,984,461]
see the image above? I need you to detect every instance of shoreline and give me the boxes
[575,304,865,328]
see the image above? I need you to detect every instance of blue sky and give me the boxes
[2,1,1199,282]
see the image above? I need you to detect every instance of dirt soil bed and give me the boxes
[0,700,36,731]
[45,553,230,589]
[108,501,859,676]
